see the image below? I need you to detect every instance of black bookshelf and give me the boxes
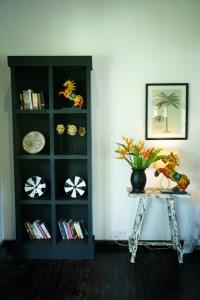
[8,56,94,259]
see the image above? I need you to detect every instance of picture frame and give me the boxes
[145,83,188,140]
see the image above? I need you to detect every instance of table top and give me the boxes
[127,187,191,198]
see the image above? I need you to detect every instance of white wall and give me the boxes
[0,0,200,242]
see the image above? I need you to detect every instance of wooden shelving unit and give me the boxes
[8,56,94,259]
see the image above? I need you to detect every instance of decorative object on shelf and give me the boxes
[56,124,65,153]
[64,176,86,198]
[66,124,78,136]
[56,124,65,135]
[20,90,45,110]
[78,126,87,137]
[115,136,162,193]
[146,83,188,140]
[58,79,84,108]
[24,176,47,198]
[22,131,45,154]
[154,151,190,193]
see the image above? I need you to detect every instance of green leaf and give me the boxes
[116,142,128,150]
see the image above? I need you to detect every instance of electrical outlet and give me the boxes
[111,230,126,240]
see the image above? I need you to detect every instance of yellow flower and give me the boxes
[138,139,145,151]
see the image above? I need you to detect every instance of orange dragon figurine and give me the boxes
[58,79,84,108]
[154,152,190,193]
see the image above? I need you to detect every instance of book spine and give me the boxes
[27,89,33,109]
[31,223,40,239]
[24,222,33,239]
[63,220,70,240]
[39,91,45,110]
[33,220,43,239]
[80,220,88,237]
[73,222,81,239]
[70,221,78,239]
[58,220,67,240]
[76,221,84,239]
[32,92,39,110]
[22,89,33,110]
[36,222,47,239]
[40,223,51,239]
[26,221,36,239]
[67,222,74,239]
[19,93,24,110]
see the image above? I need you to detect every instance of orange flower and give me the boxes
[142,148,154,159]
[127,139,134,151]
[119,148,127,157]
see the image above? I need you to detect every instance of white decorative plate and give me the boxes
[64,176,86,198]
[22,131,45,154]
[24,176,47,198]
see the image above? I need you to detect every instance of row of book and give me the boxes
[20,89,45,110]
[58,219,88,240]
[24,220,51,239]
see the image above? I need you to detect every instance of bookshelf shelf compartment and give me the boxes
[55,159,88,200]
[53,66,87,110]
[56,205,88,242]
[16,159,51,200]
[13,66,49,110]
[16,114,50,155]
[8,56,94,259]
[20,204,52,243]
[54,113,87,155]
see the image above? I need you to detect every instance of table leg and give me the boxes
[166,197,183,263]
[129,197,148,263]
[166,198,176,249]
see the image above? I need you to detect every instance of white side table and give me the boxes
[128,189,190,263]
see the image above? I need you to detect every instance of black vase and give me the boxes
[130,169,147,193]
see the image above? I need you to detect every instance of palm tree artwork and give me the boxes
[154,91,181,133]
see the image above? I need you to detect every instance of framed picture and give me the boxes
[145,83,188,140]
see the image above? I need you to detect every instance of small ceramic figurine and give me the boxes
[78,127,86,137]
[56,124,65,135]
[66,124,77,136]
[154,152,190,193]
[58,79,84,108]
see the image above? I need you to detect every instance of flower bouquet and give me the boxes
[115,136,162,192]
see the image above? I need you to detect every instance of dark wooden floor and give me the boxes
[0,243,200,300]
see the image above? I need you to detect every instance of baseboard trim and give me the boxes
[0,240,5,251]
[0,239,196,252]
[95,240,128,249]
[95,239,187,249]
[0,240,15,250]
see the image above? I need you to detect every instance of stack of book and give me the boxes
[24,220,51,239]
[20,89,45,110]
[58,219,88,240]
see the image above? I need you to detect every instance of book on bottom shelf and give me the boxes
[24,220,51,240]
[57,219,88,240]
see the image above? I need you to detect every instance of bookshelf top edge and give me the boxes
[7,56,92,69]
